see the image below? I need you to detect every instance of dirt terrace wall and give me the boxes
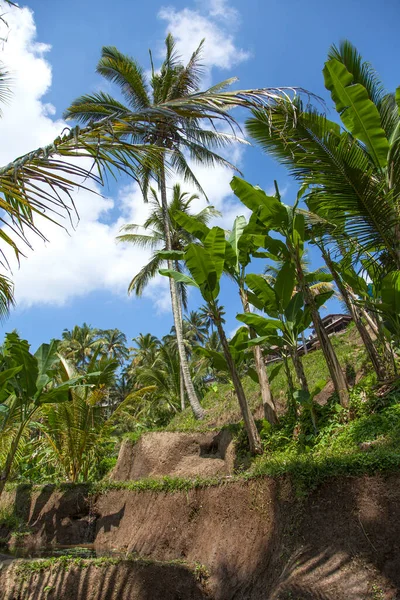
[2,475,400,599]
[110,430,235,480]
[0,484,95,547]
[1,559,207,600]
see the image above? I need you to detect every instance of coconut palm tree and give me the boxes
[246,40,400,272]
[184,310,209,345]
[40,353,153,482]
[98,328,129,364]
[0,333,95,496]
[117,184,219,305]
[0,65,162,318]
[129,333,161,370]
[64,35,293,419]
[59,323,102,368]
[117,183,219,416]
[162,312,209,410]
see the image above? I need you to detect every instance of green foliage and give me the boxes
[117,184,219,305]
[0,333,101,493]
[40,356,153,483]
[0,505,26,534]
[4,40,400,495]
[247,40,400,272]
[323,58,389,167]
[164,326,400,495]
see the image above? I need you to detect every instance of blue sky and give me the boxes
[0,0,399,351]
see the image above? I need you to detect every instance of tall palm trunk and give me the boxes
[179,369,186,411]
[175,285,186,411]
[213,309,262,455]
[159,160,204,419]
[321,249,388,380]
[293,252,349,407]
[239,288,278,425]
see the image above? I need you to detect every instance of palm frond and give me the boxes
[0,121,163,265]
[327,40,385,111]
[96,46,151,111]
[0,63,11,112]
[246,101,398,265]
[116,231,163,249]
[0,274,14,320]
[170,38,205,98]
[127,252,164,296]
[63,92,130,123]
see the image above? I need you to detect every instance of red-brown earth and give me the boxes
[1,473,400,599]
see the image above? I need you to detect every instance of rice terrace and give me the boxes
[0,0,399,598]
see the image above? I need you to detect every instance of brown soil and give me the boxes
[2,474,400,598]
[0,484,96,548]
[1,559,207,599]
[109,430,235,480]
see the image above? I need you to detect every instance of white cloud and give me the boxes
[0,6,154,307]
[205,0,239,22]
[158,0,249,75]
[9,183,153,307]
[0,3,251,311]
[0,7,61,158]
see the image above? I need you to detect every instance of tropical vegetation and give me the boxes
[1,36,400,495]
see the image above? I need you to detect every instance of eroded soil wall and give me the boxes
[2,475,400,599]
[1,560,207,600]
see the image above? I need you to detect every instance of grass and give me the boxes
[248,374,400,495]
[167,324,368,432]
[12,553,209,581]
[0,505,24,531]
[5,377,400,500]
[162,324,400,495]
[4,475,235,497]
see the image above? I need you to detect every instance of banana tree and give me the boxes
[359,271,400,372]
[196,325,258,383]
[322,249,391,379]
[167,210,278,425]
[231,176,350,407]
[0,333,94,496]
[238,268,331,426]
[300,202,392,379]
[226,217,278,423]
[160,226,262,455]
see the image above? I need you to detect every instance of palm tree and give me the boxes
[0,65,163,317]
[246,40,400,272]
[40,353,153,482]
[64,35,293,419]
[129,333,161,369]
[117,184,219,304]
[59,323,102,368]
[98,328,129,364]
[163,311,208,410]
[184,310,209,345]
[199,304,216,335]
[0,334,93,496]
[117,183,219,416]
